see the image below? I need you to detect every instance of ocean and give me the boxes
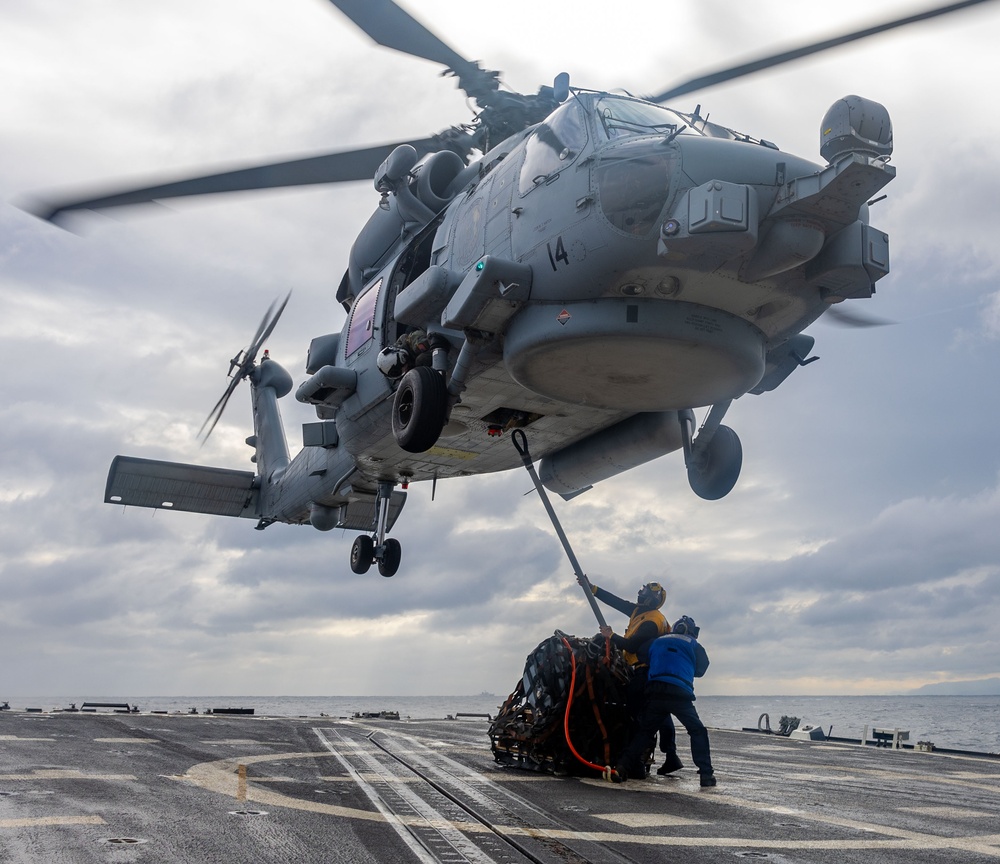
[8,694,1000,754]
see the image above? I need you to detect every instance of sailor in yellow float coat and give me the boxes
[581,578,682,774]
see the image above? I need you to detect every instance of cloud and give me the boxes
[982,292,1000,340]
[3,0,1000,698]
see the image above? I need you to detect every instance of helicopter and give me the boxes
[29,0,994,578]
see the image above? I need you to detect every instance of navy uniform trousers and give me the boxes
[619,681,713,779]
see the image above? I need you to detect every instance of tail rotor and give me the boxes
[199,291,291,444]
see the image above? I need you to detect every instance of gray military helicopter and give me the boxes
[32,0,993,576]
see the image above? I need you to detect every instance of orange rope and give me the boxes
[560,637,620,781]
[585,664,611,766]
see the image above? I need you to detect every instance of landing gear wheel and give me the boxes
[392,366,448,453]
[688,425,742,500]
[350,534,374,574]
[378,538,402,578]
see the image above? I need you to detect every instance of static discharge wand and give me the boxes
[511,430,607,630]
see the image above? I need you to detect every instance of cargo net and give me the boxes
[488,631,631,777]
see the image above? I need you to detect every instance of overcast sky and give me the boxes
[2,0,1000,699]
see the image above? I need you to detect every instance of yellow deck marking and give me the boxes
[0,815,106,829]
[0,770,136,781]
[170,731,1000,857]
[245,777,300,783]
[752,761,1000,795]
[236,764,247,802]
[786,772,862,782]
[315,774,551,783]
[593,812,707,828]
[0,736,55,742]
[177,752,386,822]
[900,806,997,819]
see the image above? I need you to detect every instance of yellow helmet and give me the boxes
[638,582,666,610]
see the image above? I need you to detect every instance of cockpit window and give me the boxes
[518,100,588,195]
[596,150,677,237]
[596,97,693,141]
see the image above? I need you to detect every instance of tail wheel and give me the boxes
[392,366,448,453]
[350,535,374,574]
[688,425,742,500]
[378,538,402,578]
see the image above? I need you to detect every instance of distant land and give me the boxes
[904,678,1000,696]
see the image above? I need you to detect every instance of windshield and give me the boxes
[595,97,694,141]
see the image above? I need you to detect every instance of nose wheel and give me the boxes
[349,482,402,577]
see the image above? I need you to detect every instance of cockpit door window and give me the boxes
[518,100,588,195]
[345,278,382,359]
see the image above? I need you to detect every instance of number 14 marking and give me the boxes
[547,237,569,271]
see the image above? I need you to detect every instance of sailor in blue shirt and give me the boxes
[614,616,716,786]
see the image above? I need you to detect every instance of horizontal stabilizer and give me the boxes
[105,456,258,518]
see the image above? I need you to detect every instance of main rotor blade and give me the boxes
[326,0,482,84]
[823,305,894,328]
[647,0,997,103]
[30,137,441,224]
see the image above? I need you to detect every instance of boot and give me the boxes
[656,754,684,775]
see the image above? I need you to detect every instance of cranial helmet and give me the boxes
[637,582,666,610]
[377,346,410,379]
[672,615,699,638]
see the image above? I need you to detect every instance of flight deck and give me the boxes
[2,709,1000,863]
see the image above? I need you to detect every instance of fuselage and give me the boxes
[257,91,894,525]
